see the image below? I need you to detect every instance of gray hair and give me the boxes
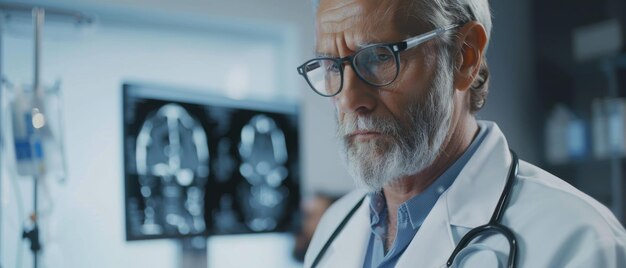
[413,0,492,112]
[311,0,492,112]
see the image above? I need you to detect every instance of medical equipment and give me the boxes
[5,82,67,179]
[310,150,520,268]
[0,5,88,268]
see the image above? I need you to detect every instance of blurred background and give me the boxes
[0,0,624,267]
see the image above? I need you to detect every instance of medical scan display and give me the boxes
[123,84,300,240]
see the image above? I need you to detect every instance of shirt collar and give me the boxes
[368,192,386,226]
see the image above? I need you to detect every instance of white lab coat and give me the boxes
[305,121,626,268]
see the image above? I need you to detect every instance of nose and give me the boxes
[334,66,377,116]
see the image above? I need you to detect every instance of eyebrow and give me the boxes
[314,41,379,58]
[315,52,334,58]
[356,41,375,49]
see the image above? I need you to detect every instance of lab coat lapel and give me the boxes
[318,195,371,267]
[395,193,456,268]
[446,121,512,229]
[395,121,512,267]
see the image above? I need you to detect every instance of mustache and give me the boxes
[337,114,401,138]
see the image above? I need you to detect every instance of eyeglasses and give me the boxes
[297,24,459,97]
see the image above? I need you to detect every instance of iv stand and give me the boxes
[0,8,3,268]
[20,8,45,268]
[0,4,91,268]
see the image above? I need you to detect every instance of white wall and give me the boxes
[0,1,342,267]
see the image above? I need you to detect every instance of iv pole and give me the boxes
[0,4,91,268]
[20,8,45,268]
[0,8,3,268]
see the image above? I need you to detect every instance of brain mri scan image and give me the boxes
[134,103,209,236]
[237,115,290,231]
[123,84,300,240]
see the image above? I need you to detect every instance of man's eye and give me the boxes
[359,51,392,65]
[376,54,392,62]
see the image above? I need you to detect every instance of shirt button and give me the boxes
[437,186,446,194]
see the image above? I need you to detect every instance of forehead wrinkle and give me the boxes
[315,0,408,56]
[317,1,365,34]
[359,1,406,43]
[344,5,392,48]
[315,32,339,56]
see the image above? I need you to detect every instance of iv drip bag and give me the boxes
[3,82,68,180]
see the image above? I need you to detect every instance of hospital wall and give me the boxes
[0,0,538,267]
[480,0,539,162]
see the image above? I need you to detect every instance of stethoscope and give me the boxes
[311,150,519,268]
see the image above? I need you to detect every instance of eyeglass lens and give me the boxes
[303,59,342,96]
[353,46,397,86]
[302,45,398,96]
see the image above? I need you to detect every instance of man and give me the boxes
[296,0,626,267]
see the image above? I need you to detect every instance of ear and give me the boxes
[453,21,488,92]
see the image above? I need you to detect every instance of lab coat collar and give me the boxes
[316,194,371,267]
[394,121,512,267]
[445,120,512,229]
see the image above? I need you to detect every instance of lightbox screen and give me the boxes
[123,83,300,241]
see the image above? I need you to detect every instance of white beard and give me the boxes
[336,56,454,191]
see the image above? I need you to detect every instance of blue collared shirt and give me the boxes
[363,126,488,268]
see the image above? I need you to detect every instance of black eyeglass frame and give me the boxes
[297,24,459,97]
